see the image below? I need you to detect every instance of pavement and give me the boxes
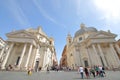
[0,70,120,80]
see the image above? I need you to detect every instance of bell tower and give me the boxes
[66,33,72,46]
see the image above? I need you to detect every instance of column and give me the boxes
[110,44,120,65]
[75,51,80,66]
[43,48,47,70]
[1,43,14,69]
[87,47,93,66]
[33,46,39,69]
[86,47,92,67]
[25,44,33,68]
[97,44,107,67]
[115,44,120,54]
[92,44,101,65]
[0,48,5,59]
[78,49,83,66]
[18,43,27,68]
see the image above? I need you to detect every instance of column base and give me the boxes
[1,66,6,70]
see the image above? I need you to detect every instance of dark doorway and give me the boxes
[16,56,20,65]
[35,61,39,72]
[84,60,88,67]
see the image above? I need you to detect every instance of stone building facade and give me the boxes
[60,45,67,68]
[0,37,8,67]
[62,23,120,70]
[0,27,58,71]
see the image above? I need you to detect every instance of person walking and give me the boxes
[47,66,50,73]
[78,66,84,79]
[90,67,95,78]
[84,67,89,79]
[99,66,104,77]
[27,67,32,75]
[95,66,99,76]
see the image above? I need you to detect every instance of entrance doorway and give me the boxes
[35,61,39,72]
[16,56,20,65]
[84,60,88,67]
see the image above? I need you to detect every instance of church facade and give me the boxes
[0,27,58,71]
[0,37,8,67]
[62,23,120,69]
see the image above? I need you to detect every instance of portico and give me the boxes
[0,27,58,71]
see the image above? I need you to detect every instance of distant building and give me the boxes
[60,45,67,68]
[0,27,58,71]
[61,23,120,70]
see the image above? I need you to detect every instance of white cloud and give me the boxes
[50,0,61,9]
[92,0,120,40]
[33,0,58,24]
[33,0,66,28]
[5,0,30,27]
[92,0,120,22]
[75,0,82,16]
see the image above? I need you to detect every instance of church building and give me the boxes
[62,23,120,69]
[0,27,58,71]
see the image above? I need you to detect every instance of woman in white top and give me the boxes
[79,66,84,79]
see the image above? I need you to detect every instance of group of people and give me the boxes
[78,65,106,79]
[6,64,14,71]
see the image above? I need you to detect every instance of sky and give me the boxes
[0,0,120,62]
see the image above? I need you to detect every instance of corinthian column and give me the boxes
[18,43,27,68]
[92,44,101,65]
[97,44,107,67]
[110,44,120,65]
[0,48,5,59]
[33,46,39,68]
[25,44,33,68]
[86,47,91,67]
[115,44,120,54]
[1,43,14,69]
[87,47,93,66]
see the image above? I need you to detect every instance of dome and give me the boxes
[74,24,97,37]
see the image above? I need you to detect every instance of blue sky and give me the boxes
[0,0,120,62]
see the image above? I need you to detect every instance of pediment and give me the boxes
[6,30,35,39]
[89,31,117,39]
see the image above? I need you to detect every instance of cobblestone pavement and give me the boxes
[0,71,120,80]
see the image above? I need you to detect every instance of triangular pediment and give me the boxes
[6,30,35,39]
[89,31,117,39]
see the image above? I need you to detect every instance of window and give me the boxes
[70,53,73,56]
[79,37,82,41]
[49,41,52,45]
[69,39,71,43]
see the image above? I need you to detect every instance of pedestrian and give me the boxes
[95,66,99,76]
[47,66,50,73]
[102,67,106,77]
[27,67,32,75]
[90,67,95,78]
[84,67,89,79]
[99,66,104,77]
[78,66,84,79]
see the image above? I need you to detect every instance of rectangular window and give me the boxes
[79,37,82,41]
